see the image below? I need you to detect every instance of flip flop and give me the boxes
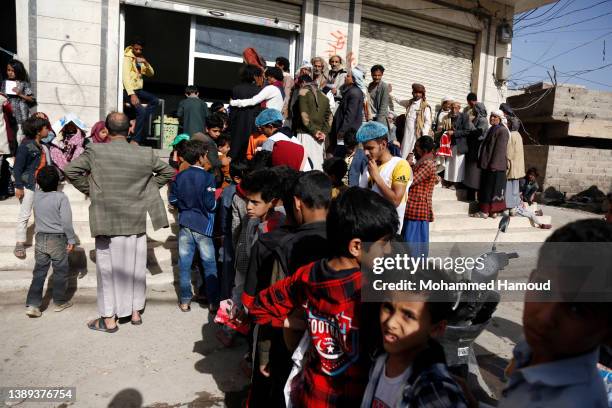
[178,303,191,312]
[87,317,118,333]
[131,317,142,326]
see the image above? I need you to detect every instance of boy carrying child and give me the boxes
[25,166,76,317]
[248,187,399,407]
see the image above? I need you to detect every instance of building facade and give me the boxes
[9,0,553,129]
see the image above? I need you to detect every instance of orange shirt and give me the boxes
[246,132,268,160]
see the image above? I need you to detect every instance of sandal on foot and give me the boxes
[470,212,489,219]
[14,243,26,259]
[178,303,191,312]
[131,315,142,325]
[87,317,118,333]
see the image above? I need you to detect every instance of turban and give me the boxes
[356,121,388,143]
[412,83,426,94]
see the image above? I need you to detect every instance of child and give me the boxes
[249,187,399,407]
[230,66,285,112]
[13,115,49,259]
[256,108,300,152]
[323,157,348,198]
[177,85,209,136]
[246,130,267,160]
[498,219,612,407]
[403,136,437,258]
[360,272,468,407]
[2,59,35,143]
[335,128,367,187]
[515,167,551,229]
[169,140,219,314]
[169,133,190,173]
[205,112,224,142]
[25,166,76,317]
[216,134,232,188]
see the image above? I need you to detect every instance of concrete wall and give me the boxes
[524,145,612,196]
[14,0,119,130]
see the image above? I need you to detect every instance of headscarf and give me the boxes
[242,48,266,69]
[90,121,110,144]
[351,67,367,95]
[412,83,426,100]
[50,126,86,171]
[271,141,305,171]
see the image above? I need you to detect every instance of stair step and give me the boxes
[432,200,473,216]
[431,227,552,243]
[0,241,177,272]
[0,221,179,246]
[432,187,468,202]
[429,214,551,232]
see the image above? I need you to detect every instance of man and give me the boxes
[433,96,453,132]
[295,75,332,170]
[357,121,412,233]
[394,83,432,160]
[465,92,478,118]
[123,38,157,144]
[329,68,365,155]
[328,55,348,103]
[367,64,391,125]
[64,112,174,333]
[437,101,469,187]
[310,56,328,90]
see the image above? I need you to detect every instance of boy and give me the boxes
[205,112,224,141]
[255,108,300,152]
[323,157,348,199]
[169,140,219,313]
[358,121,412,233]
[360,271,468,407]
[216,134,232,188]
[515,167,552,229]
[403,136,437,258]
[168,133,190,174]
[25,166,76,317]
[177,85,209,136]
[334,128,367,187]
[230,67,285,112]
[498,219,612,407]
[14,115,50,259]
[249,187,399,407]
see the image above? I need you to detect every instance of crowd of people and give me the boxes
[1,44,611,407]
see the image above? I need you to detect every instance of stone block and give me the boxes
[37,60,100,87]
[37,38,101,66]
[37,0,101,24]
[37,15,101,45]
[36,82,100,108]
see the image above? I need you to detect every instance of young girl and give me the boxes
[2,60,35,143]
[49,114,88,173]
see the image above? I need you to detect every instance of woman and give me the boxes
[50,114,88,173]
[472,110,509,218]
[90,121,110,143]
[463,102,489,198]
[2,60,35,143]
[328,67,365,156]
[228,64,263,160]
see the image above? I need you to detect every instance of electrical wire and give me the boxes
[516,10,612,36]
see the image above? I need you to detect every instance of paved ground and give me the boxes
[0,205,599,408]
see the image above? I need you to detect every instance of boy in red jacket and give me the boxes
[248,187,399,407]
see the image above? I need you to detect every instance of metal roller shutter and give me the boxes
[359,18,474,107]
[122,0,302,27]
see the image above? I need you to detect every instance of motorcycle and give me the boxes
[438,215,519,400]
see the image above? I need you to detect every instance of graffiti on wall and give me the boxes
[55,42,85,115]
[325,30,347,57]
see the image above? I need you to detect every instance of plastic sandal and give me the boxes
[87,317,118,333]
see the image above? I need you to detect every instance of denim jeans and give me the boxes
[26,233,69,307]
[128,89,159,144]
[178,227,219,306]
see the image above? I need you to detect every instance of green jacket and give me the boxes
[177,96,209,136]
[295,86,332,136]
[64,139,174,237]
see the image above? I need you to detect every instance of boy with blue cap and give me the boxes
[357,121,411,233]
[254,108,301,153]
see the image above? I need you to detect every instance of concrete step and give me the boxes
[433,200,473,216]
[0,267,176,291]
[0,199,177,222]
[0,221,179,246]
[430,214,552,232]
[0,241,177,272]
[432,186,468,202]
[431,227,552,243]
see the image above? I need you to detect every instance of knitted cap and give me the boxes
[271,141,304,171]
[255,108,283,127]
[356,121,388,143]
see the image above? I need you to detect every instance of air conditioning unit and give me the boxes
[496,57,511,82]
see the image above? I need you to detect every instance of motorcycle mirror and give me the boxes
[499,215,511,233]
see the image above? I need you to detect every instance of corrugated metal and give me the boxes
[123,0,302,26]
[362,4,478,45]
[359,19,474,108]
